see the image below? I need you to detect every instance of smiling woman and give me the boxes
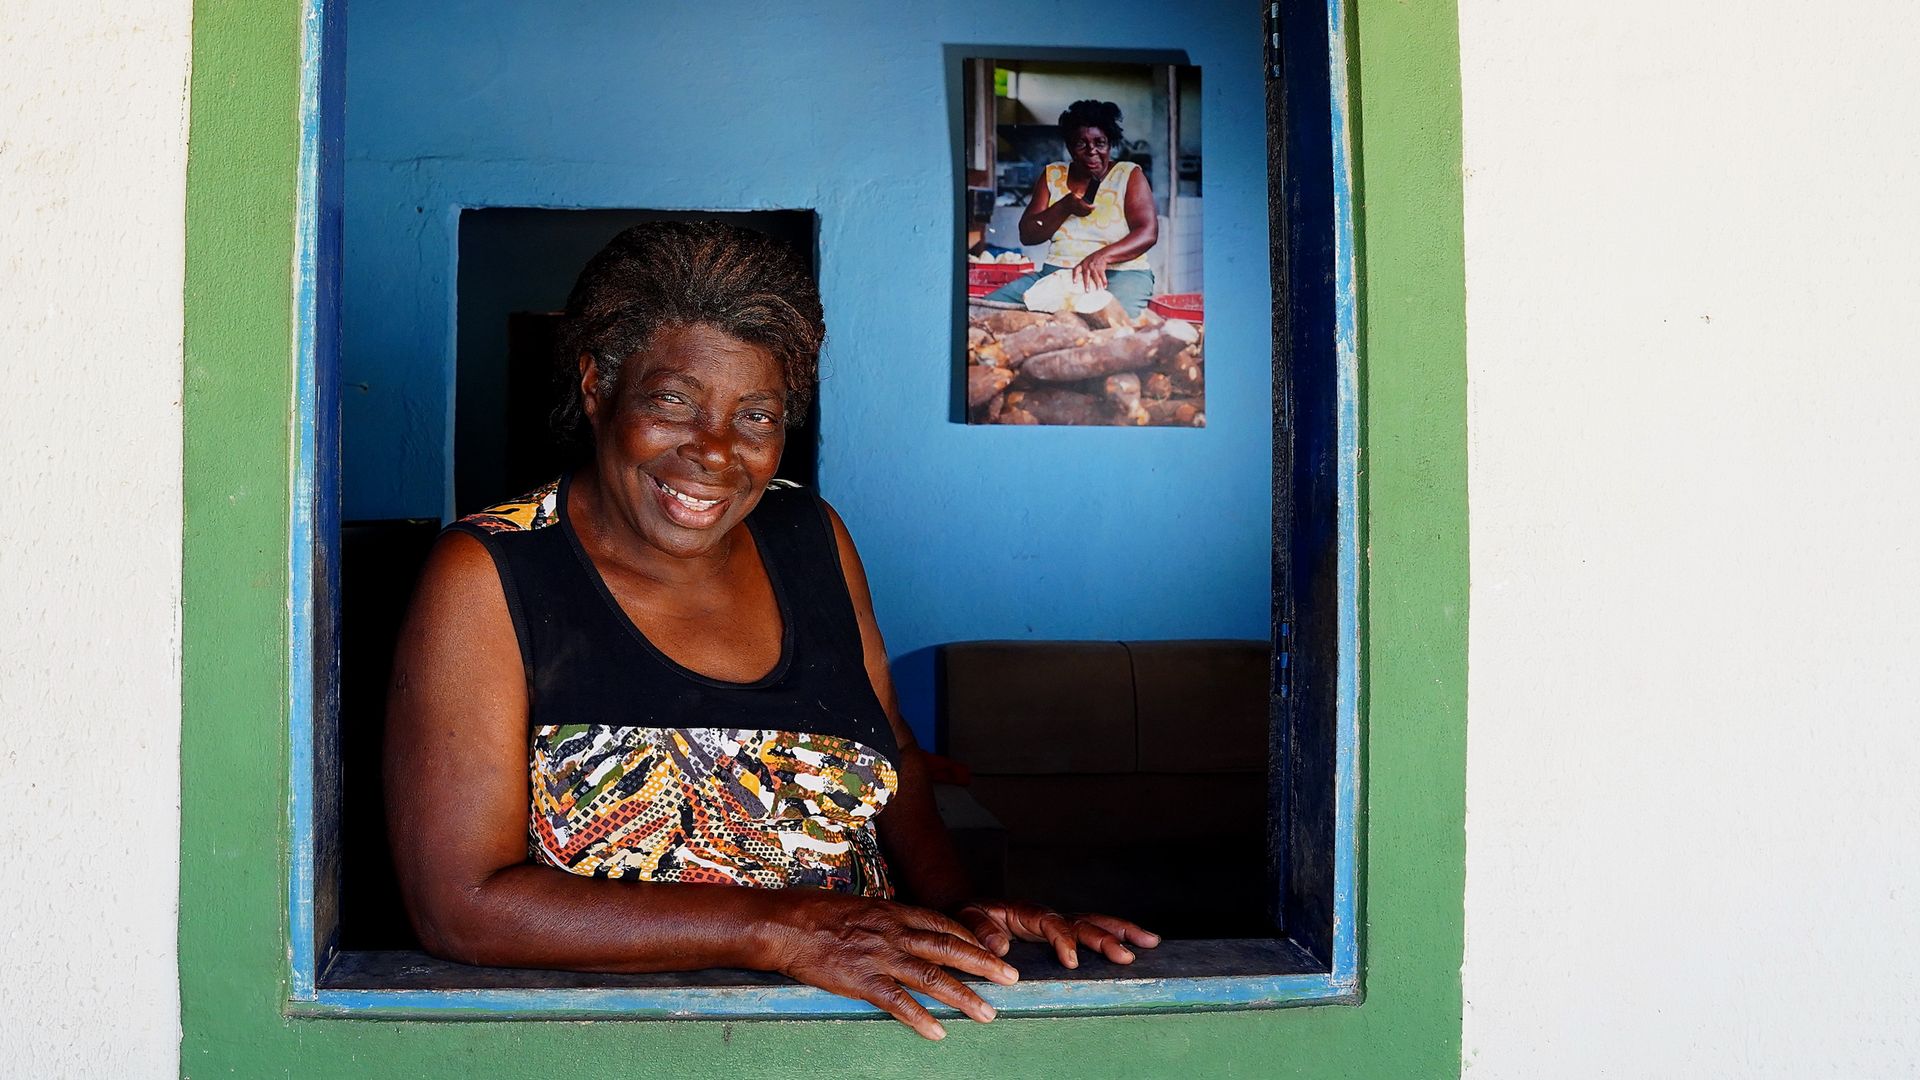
[575,323,795,564]
[383,221,1158,1040]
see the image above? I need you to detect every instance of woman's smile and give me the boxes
[577,321,789,561]
[649,472,734,529]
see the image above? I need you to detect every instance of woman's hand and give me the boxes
[768,892,1020,1040]
[956,900,1161,969]
[1071,250,1113,291]
[1057,189,1095,217]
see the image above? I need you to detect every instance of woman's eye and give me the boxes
[742,411,779,427]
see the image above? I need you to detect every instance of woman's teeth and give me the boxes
[655,478,721,511]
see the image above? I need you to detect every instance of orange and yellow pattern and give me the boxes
[529,724,898,896]
[461,478,561,534]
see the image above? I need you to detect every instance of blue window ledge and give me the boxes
[293,939,1356,1020]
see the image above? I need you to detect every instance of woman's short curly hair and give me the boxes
[1058,99,1124,146]
[551,220,824,451]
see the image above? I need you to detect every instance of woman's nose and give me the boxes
[681,423,733,470]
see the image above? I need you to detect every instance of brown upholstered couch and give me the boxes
[934,640,1272,938]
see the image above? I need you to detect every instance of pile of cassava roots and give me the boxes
[965,299,1205,427]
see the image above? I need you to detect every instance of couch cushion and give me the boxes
[1002,837,1273,939]
[939,641,1137,774]
[966,772,1268,847]
[1128,639,1269,773]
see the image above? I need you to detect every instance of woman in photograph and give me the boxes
[385,221,1158,1041]
[984,98,1159,316]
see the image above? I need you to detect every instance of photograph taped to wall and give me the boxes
[961,57,1203,427]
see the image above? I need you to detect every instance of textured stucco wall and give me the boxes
[0,1,190,1076]
[39,0,1920,1074]
[1460,2,1920,1076]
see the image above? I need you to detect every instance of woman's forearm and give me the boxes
[413,855,1016,1040]
[876,745,976,914]
[413,863,797,973]
[1090,222,1158,265]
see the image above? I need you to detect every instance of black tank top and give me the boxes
[451,474,900,895]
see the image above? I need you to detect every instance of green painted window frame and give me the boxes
[180,0,1466,1070]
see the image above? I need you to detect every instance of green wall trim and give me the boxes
[179,0,302,1069]
[178,0,1467,1074]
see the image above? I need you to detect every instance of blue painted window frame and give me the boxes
[286,0,1361,1019]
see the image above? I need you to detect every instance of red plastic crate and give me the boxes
[966,260,1033,296]
[1147,292,1204,324]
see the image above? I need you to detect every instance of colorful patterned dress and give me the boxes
[452,475,899,896]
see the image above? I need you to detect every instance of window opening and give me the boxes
[294,0,1359,1016]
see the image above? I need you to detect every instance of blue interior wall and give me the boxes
[342,1,1272,740]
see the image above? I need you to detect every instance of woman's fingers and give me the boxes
[891,903,987,951]
[897,928,1019,985]
[1000,905,1157,967]
[1077,912,1162,950]
[856,973,948,1041]
[778,897,1031,1039]
[946,901,1159,971]
[1069,920,1135,964]
[864,925,1017,1037]
[1069,259,1106,290]
[958,906,1012,957]
[1034,910,1079,968]
[884,954,999,1025]
[974,902,1077,965]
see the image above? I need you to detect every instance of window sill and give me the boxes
[293,938,1356,1020]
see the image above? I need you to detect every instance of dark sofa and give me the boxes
[935,639,1273,937]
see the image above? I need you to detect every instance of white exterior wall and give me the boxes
[10,1,1920,1075]
[1460,2,1920,1076]
[0,2,190,1076]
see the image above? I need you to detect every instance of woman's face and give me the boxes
[582,321,787,560]
[1065,125,1112,177]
